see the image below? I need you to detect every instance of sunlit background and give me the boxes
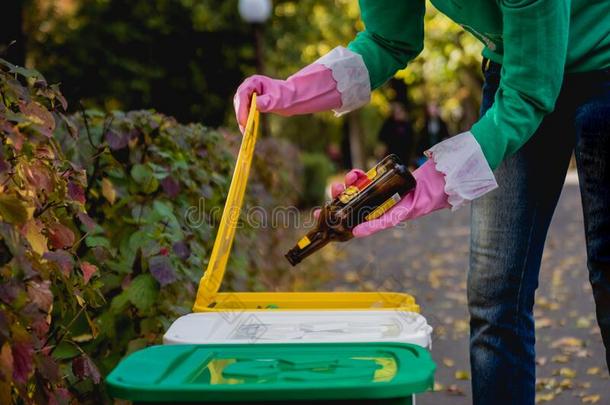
[17,0,483,168]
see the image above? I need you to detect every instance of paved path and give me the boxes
[325,184,609,404]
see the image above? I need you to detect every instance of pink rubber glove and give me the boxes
[330,160,451,238]
[234,63,342,132]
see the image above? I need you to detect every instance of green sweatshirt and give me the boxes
[347,0,610,169]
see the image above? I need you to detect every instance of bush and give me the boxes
[1,58,332,403]
[0,59,103,403]
[299,152,335,207]
[55,110,237,378]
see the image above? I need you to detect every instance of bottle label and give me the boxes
[338,165,387,204]
[297,236,311,249]
[364,193,401,221]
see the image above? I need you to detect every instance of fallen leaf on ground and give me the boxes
[536,393,556,403]
[586,367,600,375]
[582,395,600,403]
[556,367,577,378]
[551,337,584,349]
[446,384,465,396]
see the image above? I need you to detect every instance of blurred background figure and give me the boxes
[415,102,450,166]
[378,101,416,167]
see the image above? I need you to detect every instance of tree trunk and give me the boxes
[1,0,26,66]
[348,111,364,169]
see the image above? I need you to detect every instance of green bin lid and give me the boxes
[106,342,435,403]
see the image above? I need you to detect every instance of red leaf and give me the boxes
[47,223,75,249]
[27,280,53,312]
[0,280,21,304]
[77,212,96,231]
[31,316,50,339]
[36,353,60,383]
[172,240,190,260]
[72,355,101,384]
[12,342,34,384]
[80,261,98,284]
[67,182,85,204]
[43,250,74,276]
[19,101,55,138]
[0,342,13,380]
[161,176,180,198]
[149,255,176,286]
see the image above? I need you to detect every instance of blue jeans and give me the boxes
[469,60,610,405]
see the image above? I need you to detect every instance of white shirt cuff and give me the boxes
[315,46,371,116]
[425,132,498,210]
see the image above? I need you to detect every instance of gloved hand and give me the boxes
[330,159,451,238]
[234,63,341,132]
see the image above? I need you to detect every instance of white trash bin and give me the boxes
[164,310,433,349]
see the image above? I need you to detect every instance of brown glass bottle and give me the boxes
[285,154,416,266]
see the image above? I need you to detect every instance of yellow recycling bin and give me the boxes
[193,94,419,314]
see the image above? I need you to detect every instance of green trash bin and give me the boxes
[106,342,435,405]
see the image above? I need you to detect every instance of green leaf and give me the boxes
[0,195,28,225]
[110,291,130,314]
[130,164,153,185]
[127,275,158,312]
[85,236,111,249]
[52,341,80,360]
[152,200,174,219]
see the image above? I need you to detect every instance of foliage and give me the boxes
[299,152,336,208]
[0,59,103,403]
[55,109,236,380]
[28,0,251,126]
[26,1,485,161]
[0,57,321,403]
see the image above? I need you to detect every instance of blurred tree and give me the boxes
[28,0,253,126]
[26,0,484,161]
[0,0,27,66]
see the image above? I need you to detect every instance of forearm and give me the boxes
[471,0,570,169]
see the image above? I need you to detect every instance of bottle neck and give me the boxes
[285,230,332,266]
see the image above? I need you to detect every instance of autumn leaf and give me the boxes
[80,261,98,284]
[148,255,176,286]
[67,181,85,204]
[19,100,55,137]
[47,223,75,249]
[160,176,180,198]
[77,211,96,231]
[443,357,455,367]
[72,355,101,384]
[27,280,53,312]
[536,392,556,403]
[454,370,470,380]
[43,249,74,276]
[172,240,190,260]
[0,342,13,380]
[446,384,465,396]
[22,219,48,255]
[12,341,34,384]
[101,178,117,204]
[551,337,584,349]
[582,395,601,404]
[586,367,600,375]
[0,194,28,225]
[557,367,577,378]
[23,162,54,193]
[105,129,129,150]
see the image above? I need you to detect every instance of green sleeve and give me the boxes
[470,0,570,170]
[347,0,425,90]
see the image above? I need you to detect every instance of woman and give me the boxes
[233,1,610,404]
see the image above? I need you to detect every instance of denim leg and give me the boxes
[574,74,610,369]
[468,62,575,405]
